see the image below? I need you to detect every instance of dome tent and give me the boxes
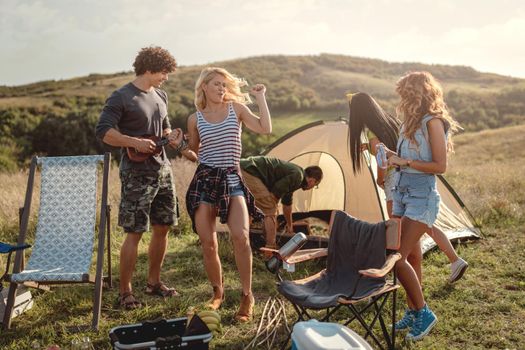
[262,119,480,253]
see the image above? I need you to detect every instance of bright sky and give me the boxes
[1,0,524,86]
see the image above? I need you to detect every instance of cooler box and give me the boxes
[291,320,373,350]
[0,287,34,321]
[109,315,212,350]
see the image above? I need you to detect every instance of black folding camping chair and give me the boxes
[265,210,401,350]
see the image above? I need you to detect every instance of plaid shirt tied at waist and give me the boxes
[186,163,263,232]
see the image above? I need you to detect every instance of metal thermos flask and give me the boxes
[265,232,308,273]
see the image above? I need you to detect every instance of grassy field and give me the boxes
[0,124,524,349]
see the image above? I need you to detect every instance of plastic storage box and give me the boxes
[291,320,373,350]
[109,316,212,350]
[0,287,33,321]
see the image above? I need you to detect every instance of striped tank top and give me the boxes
[197,102,242,185]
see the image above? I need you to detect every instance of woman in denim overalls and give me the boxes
[386,72,460,341]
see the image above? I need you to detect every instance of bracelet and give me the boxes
[174,139,188,153]
[181,139,189,151]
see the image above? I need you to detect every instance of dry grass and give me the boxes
[0,125,524,349]
[0,157,197,271]
[447,124,525,227]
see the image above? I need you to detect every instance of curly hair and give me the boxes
[395,71,460,152]
[194,67,251,110]
[348,92,401,173]
[133,46,177,75]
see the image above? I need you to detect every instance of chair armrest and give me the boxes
[260,247,328,265]
[358,253,401,278]
[291,269,326,284]
[259,247,279,254]
[0,242,31,254]
[285,248,328,264]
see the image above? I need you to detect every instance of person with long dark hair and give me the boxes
[347,91,468,336]
[348,92,400,215]
[348,92,467,274]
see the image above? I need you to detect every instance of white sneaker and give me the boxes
[448,257,468,283]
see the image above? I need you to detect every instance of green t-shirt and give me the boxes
[240,156,305,205]
[366,128,377,142]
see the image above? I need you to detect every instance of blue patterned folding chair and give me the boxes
[2,154,112,331]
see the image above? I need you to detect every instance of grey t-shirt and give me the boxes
[96,82,171,170]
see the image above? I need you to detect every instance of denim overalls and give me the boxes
[392,115,447,227]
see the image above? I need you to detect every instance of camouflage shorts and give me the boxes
[118,165,178,233]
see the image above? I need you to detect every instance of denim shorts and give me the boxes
[200,182,244,204]
[392,172,440,227]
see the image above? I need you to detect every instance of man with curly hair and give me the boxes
[96,46,186,309]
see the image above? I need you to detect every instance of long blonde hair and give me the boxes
[396,71,460,152]
[194,67,251,110]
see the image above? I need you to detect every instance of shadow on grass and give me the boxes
[428,283,457,299]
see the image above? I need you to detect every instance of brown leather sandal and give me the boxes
[235,292,254,322]
[118,291,142,310]
[145,282,179,297]
[207,285,225,310]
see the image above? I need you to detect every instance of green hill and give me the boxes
[1,54,524,170]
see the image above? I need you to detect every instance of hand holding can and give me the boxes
[376,143,388,169]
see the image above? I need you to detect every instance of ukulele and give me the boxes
[127,135,169,163]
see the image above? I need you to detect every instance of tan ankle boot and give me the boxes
[235,292,254,322]
[207,285,224,310]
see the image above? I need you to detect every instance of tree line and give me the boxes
[1,54,524,171]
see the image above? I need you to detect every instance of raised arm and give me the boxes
[236,84,272,134]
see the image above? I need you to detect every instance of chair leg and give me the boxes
[93,155,110,331]
[92,213,107,331]
[343,300,376,327]
[322,305,341,322]
[91,272,103,331]
[344,292,395,350]
[290,303,306,321]
[348,303,385,350]
[92,221,106,331]
[391,289,397,350]
[373,299,393,349]
[280,304,309,350]
[106,205,112,289]
[2,282,18,330]
[366,291,396,350]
